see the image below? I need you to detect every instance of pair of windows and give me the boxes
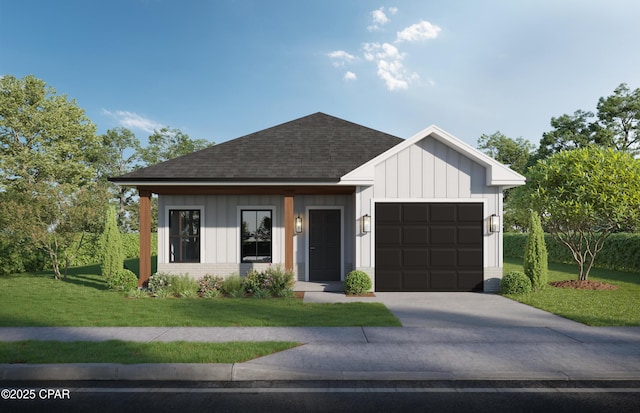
[168,209,272,264]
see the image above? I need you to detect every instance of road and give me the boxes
[1,380,639,413]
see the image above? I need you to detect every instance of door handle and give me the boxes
[309,247,316,250]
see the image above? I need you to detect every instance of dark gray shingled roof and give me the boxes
[110,112,404,183]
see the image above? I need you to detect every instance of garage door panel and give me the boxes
[403,226,428,244]
[430,271,458,290]
[430,249,456,267]
[402,271,429,290]
[403,249,429,266]
[430,226,456,244]
[458,227,482,244]
[375,202,484,292]
[430,204,456,222]
[402,204,429,222]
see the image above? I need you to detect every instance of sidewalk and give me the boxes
[1,291,640,381]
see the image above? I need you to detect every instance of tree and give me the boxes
[521,147,640,281]
[477,131,534,175]
[0,74,99,189]
[535,110,601,160]
[596,83,640,155]
[523,212,548,290]
[97,128,140,231]
[99,206,124,278]
[137,127,212,166]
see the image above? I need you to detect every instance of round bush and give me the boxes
[106,269,138,291]
[344,270,372,295]
[500,271,532,294]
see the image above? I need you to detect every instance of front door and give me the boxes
[308,209,341,281]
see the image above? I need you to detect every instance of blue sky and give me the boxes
[2,0,640,148]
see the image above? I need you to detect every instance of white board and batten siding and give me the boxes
[355,136,504,292]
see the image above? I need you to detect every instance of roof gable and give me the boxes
[111,113,403,184]
[340,125,526,188]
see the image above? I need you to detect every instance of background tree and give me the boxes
[97,127,140,231]
[0,74,106,276]
[518,147,640,281]
[136,127,212,166]
[596,83,640,155]
[523,212,548,290]
[535,110,601,161]
[477,131,533,231]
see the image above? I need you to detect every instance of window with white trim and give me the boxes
[241,209,272,263]
[169,209,201,263]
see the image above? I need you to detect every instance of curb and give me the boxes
[2,364,640,382]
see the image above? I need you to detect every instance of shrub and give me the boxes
[197,274,224,294]
[265,265,295,296]
[221,274,245,297]
[244,270,271,294]
[500,271,532,294]
[99,206,124,278]
[149,272,172,296]
[106,268,138,291]
[202,289,222,299]
[252,288,272,299]
[344,270,372,295]
[168,274,198,298]
[523,212,548,291]
[125,288,149,299]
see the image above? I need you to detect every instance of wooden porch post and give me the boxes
[138,189,152,288]
[284,193,294,272]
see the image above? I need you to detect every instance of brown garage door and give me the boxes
[375,203,483,292]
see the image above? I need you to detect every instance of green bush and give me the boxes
[221,274,245,297]
[100,206,124,278]
[264,265,295,296]
[523,213,548,291]
[243,270,271,294]
[197,274,224,294]
[504,232,640,273]
[344,270,372,295]
[148,272,172,297]
[168,274,198,298]
[500,271,532,295]
[106,269,138,291]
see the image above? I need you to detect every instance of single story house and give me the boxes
[110,113,525,292]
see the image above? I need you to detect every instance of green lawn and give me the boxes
[503,257,640,326]
[0,267,400,327]
[0,340,299,364]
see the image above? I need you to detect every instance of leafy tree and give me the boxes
[477,131,534,175]
[137,127,212,166]
[523,212,548,290]
[97,128,140,231]
[520,147,640,281]
[535,110,601,160]
[596,83,640,155]
[99,206,124,279]
[3,182,108,278]
[0,74,99,189]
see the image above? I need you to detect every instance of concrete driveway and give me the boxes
[303,291,584,328]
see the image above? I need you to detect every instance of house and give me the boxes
[110,113,525,292]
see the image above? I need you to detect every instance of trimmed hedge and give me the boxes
[504,232,640,273]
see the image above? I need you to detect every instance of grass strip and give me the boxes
[503,258,640,326]
[0,340,300,364]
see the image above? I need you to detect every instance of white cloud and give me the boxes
[361,42,417,91]
[396,20,441,43]
[343,71,357,81]
[102,109,164,133]
[327,50,356,67]
[368,6,397,31]
[362,42,403,61]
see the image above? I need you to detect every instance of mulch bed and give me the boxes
[345,292,376,297]
[294,291,305,299]
[549,280,619,290]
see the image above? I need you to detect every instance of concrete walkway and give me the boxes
[1,292,640,381]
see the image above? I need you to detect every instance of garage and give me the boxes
[375,202,484,292]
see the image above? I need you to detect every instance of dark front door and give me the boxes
[375,202,483,292]
[309,209,341,281]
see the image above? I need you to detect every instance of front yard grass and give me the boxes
[0,340,299,364]
[503,257,640,326]
[0,269,401,327]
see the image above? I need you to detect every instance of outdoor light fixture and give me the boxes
[362,214,371,234]
[295,215,303,233]
[489,214,501,233]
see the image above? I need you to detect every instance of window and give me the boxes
[241,210,272,263]
[169,209,200,263]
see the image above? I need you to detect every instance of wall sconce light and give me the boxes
[295,215,303,233]
[361,214,371,234]
[489,214,501,233]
